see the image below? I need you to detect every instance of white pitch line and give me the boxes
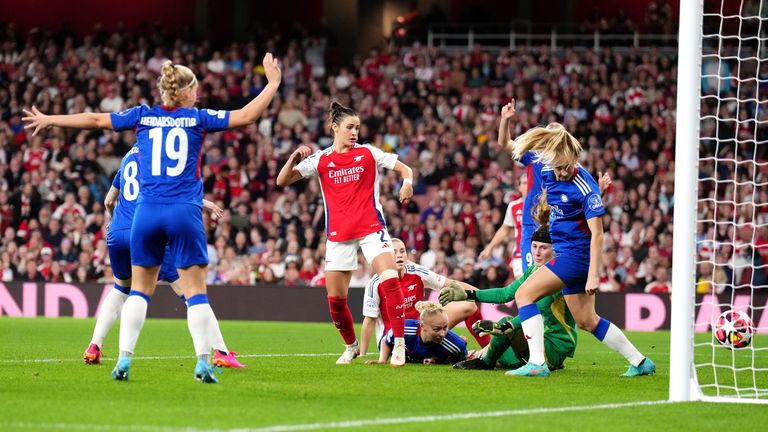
[1,400,675,432]
[238,400,675,432]
[0,353,342,364]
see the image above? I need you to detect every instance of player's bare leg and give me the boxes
[565,293,654,376]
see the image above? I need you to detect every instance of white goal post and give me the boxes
[671,0,768,404]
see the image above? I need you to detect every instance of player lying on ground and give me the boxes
[443,223,577,373]
[360,238,488,356]
[83,150,244,368]
[366,301,467,365]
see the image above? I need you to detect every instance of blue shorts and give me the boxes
[107,229,180,283]
[130,203,208,269]
[544,251,589,295]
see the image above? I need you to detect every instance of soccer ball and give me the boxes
[713,310,754,349]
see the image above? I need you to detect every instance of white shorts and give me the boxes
[512,257,523,279]
[325,230,394,271]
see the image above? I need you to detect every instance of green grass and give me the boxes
[0,317,766,431]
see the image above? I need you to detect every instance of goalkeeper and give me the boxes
[440,223,577,372]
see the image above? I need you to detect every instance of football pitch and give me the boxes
[1,317,766,431]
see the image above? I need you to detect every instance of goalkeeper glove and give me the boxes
[438,283,474,306]
[472,319,515,337]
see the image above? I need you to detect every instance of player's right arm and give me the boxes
[276,146,313,187]
[360,277,382,356]
[22,106,113,136]
[360,317,377,356]
[365,337,392,364]
[227,53,281,128]
[497,99,516,155]
[479,203,515,260]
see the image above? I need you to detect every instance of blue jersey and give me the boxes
[541,165,605,256]
[384,319,467,364]
[109,147,140,233]
[518,152,545,270]
[110,105,230,206]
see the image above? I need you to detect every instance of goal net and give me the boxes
[672,0,768,403]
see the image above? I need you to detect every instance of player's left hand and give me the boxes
[472,320,515,337]
[586,274,600,295]
[263,52,281,85]
[399,181,413,204]
[438,283,467,306]
[598,171,612,195]
[203,200,224,219]
[22,106,51,136]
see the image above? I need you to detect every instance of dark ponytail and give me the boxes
[327,101,358,132]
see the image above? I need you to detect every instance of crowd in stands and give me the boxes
[0,14,765,295]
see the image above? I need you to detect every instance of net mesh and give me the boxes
[694,0,768,400]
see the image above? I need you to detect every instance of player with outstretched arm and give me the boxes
[496,112,654,378]
[23,54,281,382]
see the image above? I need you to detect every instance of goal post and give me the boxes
[671,0,768,404]
[670,0,703,403]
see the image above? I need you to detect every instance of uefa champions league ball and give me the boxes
[713,310,754,349]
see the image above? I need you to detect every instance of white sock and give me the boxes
[90,289,128,347]
[188,303,213,360]
[118,294,149,355]
[209,308,228,354]
[602,323,645,367]
[394,337,405,346]
[521,314,546,365]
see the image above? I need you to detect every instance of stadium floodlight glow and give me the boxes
[671,0,768,404]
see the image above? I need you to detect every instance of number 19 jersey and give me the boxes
[110,105,230,206]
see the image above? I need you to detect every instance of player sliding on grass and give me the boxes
[442,215,577,372]
[366,301,467,365]
[277,101,414,366]
[360,238,488,356]
[83,146,245,369]
[497,104,655,377]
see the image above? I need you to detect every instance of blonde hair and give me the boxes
[532,190,551,227]
[157,61,197,108]
[511,123,582,167]
[415,301,446,322]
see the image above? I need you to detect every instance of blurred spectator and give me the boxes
[0,17,762,293]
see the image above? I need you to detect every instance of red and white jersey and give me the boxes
[503,198,524,259]
[296,144,397,242]
[362,263,446,339]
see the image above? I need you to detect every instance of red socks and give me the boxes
[327,296,356,345]
[465,307,490,347]
[379,278,405,338]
